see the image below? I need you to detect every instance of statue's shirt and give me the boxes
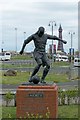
[33,34,47,52]
[24,33,57,53]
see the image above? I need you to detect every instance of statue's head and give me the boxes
[37,27,45,37]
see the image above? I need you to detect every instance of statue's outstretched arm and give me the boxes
[20,35,33,54]
[47,34,67,44]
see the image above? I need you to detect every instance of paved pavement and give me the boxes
[0,59,79,91]
[0,59,70,73]
[0,80,79,92]
[0,67,70,76]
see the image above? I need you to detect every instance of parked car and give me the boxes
[74,57,80,67]
[56,55,68,62]
[0,52,11,61]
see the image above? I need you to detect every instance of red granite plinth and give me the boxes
[16,83,58,118]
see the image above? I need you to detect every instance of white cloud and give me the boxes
[0,1,78,52]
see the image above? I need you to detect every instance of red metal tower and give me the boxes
[57,24,64,52]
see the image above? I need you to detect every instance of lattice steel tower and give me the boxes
[57,24,64,52]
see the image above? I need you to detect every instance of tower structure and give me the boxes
[57,24,64,52]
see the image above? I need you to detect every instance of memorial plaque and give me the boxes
[16,83,58,118]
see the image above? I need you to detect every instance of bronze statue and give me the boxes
[20,27,67,83]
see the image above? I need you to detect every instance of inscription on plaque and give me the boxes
[28,92,43,98]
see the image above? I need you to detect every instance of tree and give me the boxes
[75,50,79,57]
[4,91,14,107]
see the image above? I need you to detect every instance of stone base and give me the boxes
[16,83,58,118]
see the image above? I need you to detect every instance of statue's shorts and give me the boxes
[33,50,50,67]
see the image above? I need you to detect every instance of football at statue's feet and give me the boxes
[31,75,40,84]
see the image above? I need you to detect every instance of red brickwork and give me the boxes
[16,84,58,118]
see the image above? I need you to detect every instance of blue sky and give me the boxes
[0,0,78,53]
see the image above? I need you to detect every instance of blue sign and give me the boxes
[69,48,74,55]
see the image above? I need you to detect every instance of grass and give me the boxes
[1,71,69,85]
[1,105,79,118]
[1,71,30,85]
[0,53,71,69]
[1,61,70,69]
[0,72,2,84]
[0,106,2,119]
[11,54,33,60]
[46,73,69,83]
[2,63,35,69]
[11,54,70,65]
[52,61,70,67]
[58,105,78,118]
[2,106,16,118]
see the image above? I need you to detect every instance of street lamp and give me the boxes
[69,32,75,63]
[23,32,26,39]
[23,32,26,53]
[15,28,17,53]
[2,40,4,52]
[48,21,56,65]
